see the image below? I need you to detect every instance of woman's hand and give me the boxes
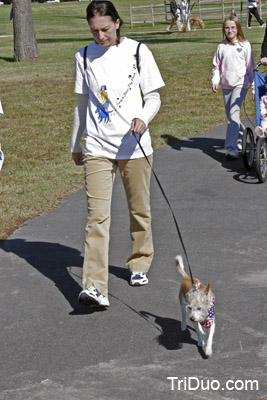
[131,118,147,135]
[72,152,84,166]
[212,84,218,93]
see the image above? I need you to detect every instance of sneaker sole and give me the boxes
[226,155,238,160]
[130,280,149,286]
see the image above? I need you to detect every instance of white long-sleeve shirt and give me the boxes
[71,38,165,159]
[70,90,161,153]
[211,39,255,92]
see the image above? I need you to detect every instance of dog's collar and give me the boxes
[200,297,215,329]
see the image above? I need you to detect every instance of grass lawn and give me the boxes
[0,1,264,239]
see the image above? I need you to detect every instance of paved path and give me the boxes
[1,121,267,400]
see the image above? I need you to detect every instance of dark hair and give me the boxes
[86,1,123,39]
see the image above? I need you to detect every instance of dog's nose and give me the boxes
[190,317,195,322]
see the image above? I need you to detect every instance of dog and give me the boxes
[175,255,215,356]
[190,17,205,31]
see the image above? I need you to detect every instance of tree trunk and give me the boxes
[13,0,38,62]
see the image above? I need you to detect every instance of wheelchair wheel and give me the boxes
[242,127,255,170]
[255,137,267,183]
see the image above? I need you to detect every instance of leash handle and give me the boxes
[133,133,194,285]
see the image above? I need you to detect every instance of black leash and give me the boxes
[134,42,194,284]
[133,133,195,285]
[84,40,194,283]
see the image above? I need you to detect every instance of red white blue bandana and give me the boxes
[193,280,215,329]
[200,297,215,329]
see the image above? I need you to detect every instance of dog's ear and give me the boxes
[204,284,211,295]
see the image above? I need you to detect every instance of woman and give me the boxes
[70,1,165,308]
[166,0,182,32]
[212,16,254,160]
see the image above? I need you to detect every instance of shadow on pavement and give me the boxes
[109,265,130,282]
[140,311,207,359]
[0,239,93,314]
[161,134,259,184]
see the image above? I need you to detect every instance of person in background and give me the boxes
[212,16,255,160]
[230,8,236,17]
[166,0,182,32]
[180,0,191,31]
[260,24,267,64]
[246,0,265,29]
[9,1,13,22]
[70,1,165,308]
[0,99,4,172]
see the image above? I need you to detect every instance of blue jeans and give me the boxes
[222,87,247,153]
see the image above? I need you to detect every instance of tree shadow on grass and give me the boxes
[0,56,14,62]
[36,37,89,44]
[123,28,220,45]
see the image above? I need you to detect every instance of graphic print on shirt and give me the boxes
[95,85,113,124]
[116,53,139,109]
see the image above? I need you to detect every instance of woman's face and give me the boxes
[224,20,237,41]
[89,15,120,47]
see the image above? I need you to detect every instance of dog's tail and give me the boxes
[175,255,189,279]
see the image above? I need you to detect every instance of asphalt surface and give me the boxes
[1,120,267,400]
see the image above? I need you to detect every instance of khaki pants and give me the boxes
[82,155,154,297]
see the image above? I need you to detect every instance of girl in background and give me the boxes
[212,16,254,160]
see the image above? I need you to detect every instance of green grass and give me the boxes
[0,1,264,239]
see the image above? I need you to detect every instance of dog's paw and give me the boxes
[205,346,212,357]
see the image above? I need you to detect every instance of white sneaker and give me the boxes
[78,287,110,307]
[237,138,242,151]
[130,272,149,286]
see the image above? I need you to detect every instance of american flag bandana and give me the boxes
[200,297,215,329]
[193,280,215,329]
